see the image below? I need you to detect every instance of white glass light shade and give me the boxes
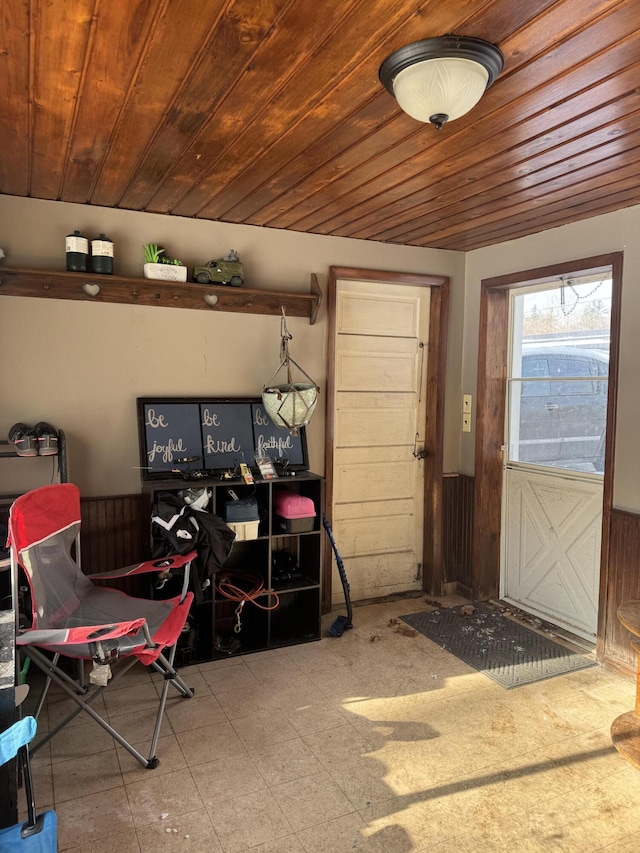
[379,36,504,129]
[392,57,489,124]
[262,383,319,432]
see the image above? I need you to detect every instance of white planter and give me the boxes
[143,263,187,282]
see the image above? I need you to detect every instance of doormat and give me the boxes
[400,603,595,689]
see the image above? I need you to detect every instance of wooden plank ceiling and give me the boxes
[2,0,640,251]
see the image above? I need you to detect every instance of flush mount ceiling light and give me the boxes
[379,35,504,130]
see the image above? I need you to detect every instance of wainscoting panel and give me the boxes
[603,508,640,672]
[80,493,146,595]
[71,491,640,672]
[442,474,474,593]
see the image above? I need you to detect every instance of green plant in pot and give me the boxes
[143,244,187,281]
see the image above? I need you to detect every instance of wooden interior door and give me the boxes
[329,277,430,603]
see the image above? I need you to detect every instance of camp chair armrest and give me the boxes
[16,618,147,646]
[0,717,37,766]
[85,551,197,580]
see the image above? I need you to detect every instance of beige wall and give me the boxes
[463,203,640,512]
[0,195,464,496]
[4,196,638,509]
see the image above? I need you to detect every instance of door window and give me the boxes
[507,276,611,474]
[521,356,550,396]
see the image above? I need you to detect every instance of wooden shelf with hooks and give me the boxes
[0,267,322,324]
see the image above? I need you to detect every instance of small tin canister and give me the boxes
[91,233,114,275]
[65,230,89,272]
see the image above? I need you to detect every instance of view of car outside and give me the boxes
[508,276,612,474]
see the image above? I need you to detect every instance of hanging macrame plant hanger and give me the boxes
[262,308,319,434]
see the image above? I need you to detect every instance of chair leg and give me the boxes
[150,650,195,699]
[25,647,155,768]
[147,643,194,764]
[32,652,58,721]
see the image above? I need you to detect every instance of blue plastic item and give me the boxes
[0,812,58,853]
[0,718,35,767]
[0,717,58,852]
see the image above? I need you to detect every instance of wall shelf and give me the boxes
[0,430,68,506]
[0,267,322,324]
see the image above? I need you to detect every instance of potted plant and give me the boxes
[143,243,188,281]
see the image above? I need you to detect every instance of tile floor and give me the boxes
[20,595,640,852]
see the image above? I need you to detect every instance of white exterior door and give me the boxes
[330,278,430,603]
[504,468,602,638]
[502,274,611,640]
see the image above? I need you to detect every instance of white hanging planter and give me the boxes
[143,263,187,282]
[262,382,319,432]
[262,309,319,434]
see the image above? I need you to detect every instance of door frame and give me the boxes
[324,266,450,611]
[473,252,623,661]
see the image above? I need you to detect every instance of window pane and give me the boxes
[508,378,606,473]
[552,355,596,395]
[509,379,559,466]
[521,356,550,396]
[509,274,611,475]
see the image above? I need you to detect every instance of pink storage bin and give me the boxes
[273,490,316,533]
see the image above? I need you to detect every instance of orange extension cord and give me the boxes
[216,570,280,634]
[215,570,280,612]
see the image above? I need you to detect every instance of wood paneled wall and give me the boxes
[73,490,639,672]
[80,493,146,595]
[442,474,474,595]
[603,508,640,673]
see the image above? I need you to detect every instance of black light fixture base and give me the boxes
[429,113,449,130]
[379,34,504,96]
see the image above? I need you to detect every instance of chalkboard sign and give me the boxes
[138,402,202,474]
[201,402,255,470]
[251,402,306,467]
[137,397,308,480]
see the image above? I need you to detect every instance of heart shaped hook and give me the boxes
[82,282,101,297]
[203,292,219,308]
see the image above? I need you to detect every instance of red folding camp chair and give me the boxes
[8,483,196,769]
